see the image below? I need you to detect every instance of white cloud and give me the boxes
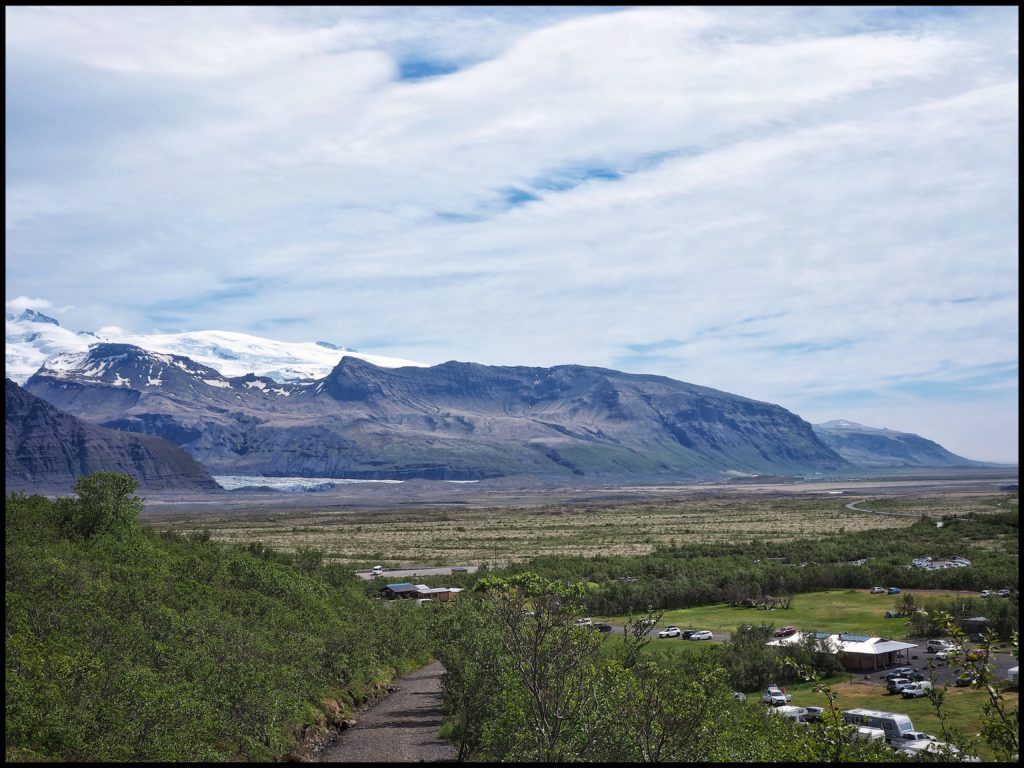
[5,6,1018,462]
[5,296,52,312]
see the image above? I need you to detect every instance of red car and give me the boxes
[773,626,797,638]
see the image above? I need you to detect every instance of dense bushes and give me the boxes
[432,573,893,762]
[5,475,431,762]
[490,508,1018,619]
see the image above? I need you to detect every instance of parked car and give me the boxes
[892,731,937,748]
[732,691,746,702]
[639,618,656,627]
[762,685,791,705]
[870,586,886,594]
[955,673,977,687]
[932,651,951,662]
[888,586,901,594]
[593,622,613,633]
[926,639,955,653]
[803,706,824,723]
[773,626,797,638]
[885,667,915,680]
[371,565,383,576]
[689,630,713,640]
[658,626,681,638]
[896,740,967,760]
[574,617,593,627]
[980,589,993,597]
[903,670,926,682]
[997,589,1011,597]
[901,681,934,698]
[887,678,914,694]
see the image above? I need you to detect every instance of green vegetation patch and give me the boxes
[6,476,432,762]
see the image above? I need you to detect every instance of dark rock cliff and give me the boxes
[6,378,221,492]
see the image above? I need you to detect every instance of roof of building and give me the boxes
[383,583,429,592]
[768,632,917,655]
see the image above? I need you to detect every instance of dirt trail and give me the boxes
[316,659,456,763]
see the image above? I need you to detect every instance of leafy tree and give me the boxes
[473,572,607,761]
[65,472,144,539]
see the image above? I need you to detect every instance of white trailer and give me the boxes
[842,708,914,742]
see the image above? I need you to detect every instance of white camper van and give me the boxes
[770,705,810,724]
[842,708,915,742]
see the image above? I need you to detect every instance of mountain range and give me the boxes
[6,309,995,486]
[5,308,423,384]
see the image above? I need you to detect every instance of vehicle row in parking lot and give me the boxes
[657,626,713,640]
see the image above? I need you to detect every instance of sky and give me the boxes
[5,6,1019,464]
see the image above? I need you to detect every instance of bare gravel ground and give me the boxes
[315,660,455,763]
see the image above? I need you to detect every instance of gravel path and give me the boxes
[316,660,456,763]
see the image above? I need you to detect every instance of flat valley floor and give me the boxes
[136,470,1018,567]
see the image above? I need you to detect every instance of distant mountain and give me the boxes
[5,308,424,384]
[24,345,850,481]
[812,420,990,468]
[5,378,221,492]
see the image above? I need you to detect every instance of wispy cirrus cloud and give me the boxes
[5,6,1018,462]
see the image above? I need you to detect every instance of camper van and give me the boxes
[842,708,915,742]
[770,705,810,724]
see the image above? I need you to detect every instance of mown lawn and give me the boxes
[785,679,1018,761]
[601,589,981,639]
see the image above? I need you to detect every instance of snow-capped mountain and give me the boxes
[5,309,425,384]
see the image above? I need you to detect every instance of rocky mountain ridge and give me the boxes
[812,420,988,468]
[24,344,850,481]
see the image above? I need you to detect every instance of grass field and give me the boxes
[147,491,1012,566]
[600,589,991,639]
[596,634,1017,761]
[785,679,1018,761]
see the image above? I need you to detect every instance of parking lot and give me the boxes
[855,642,1018,689]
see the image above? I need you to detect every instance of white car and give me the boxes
[897,741,974,760]
[574,617,593,627]
[870,586,886,594]
[658,626,682,638]
[689,630,713,640]
[762,686,792,705]
[371,565,383,576]
[901,682,933,699]
[932,651,951,662]
[893,731,937,748]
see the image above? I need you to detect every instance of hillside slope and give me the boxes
[5,378,221,492]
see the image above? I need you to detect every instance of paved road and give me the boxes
[356,566,481,581]
[316,660,455,763]
[845,499,920,517]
